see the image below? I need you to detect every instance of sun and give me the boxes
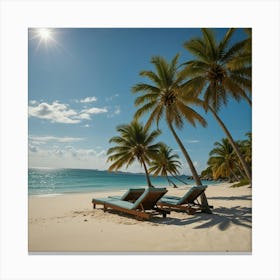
[29,28,67,54]
[30,28,57,51]
[37,28,53,41]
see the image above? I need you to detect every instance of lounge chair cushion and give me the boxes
[162,195,181,200]
[92,187,168,219]
[159,185,207,205]
[93,187,167,210]
[178,185,207,204]
[92,197,135,210]
[159,198,180,205]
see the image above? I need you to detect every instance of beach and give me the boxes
[28,183,252,252]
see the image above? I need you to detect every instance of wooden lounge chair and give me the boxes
[157,185,210,215]
[92,187,170,220]
[108,188,145,202]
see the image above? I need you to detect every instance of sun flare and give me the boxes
[37,28,52,41]
[30,28,60,51]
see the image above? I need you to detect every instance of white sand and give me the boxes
[28,183,252,252]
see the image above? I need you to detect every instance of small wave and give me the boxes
[30,193,63,198]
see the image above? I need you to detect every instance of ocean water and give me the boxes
[28,168,213,196]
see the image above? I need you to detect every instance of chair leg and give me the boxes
[153,207,170,218]
[187,207,197,215]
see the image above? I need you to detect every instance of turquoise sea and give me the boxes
[28,168,214,196]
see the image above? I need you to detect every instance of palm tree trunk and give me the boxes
[229,168,239,181]
[236,164,247,179]
[209,106,252,185]
[141,159,153,188]
[168,122,212,213]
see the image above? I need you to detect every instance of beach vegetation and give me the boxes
[182,28,252,184]
[207,138,239,181]
[132,55,212,213]
[107,121,161,188]
[148,143,187,187]
[227,28,252,71]
[230,178,250,188]
[201,132,252,183]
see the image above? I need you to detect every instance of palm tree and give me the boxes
[182,28,252,184]
[242,132,252,166]
[207,138,239,181]
[227,28,252,72]
[107,121,161,188]
[148,143,183,187]
[237,132,252,174]
[132,55,212,213]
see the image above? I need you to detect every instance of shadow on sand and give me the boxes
[207,194,252,201]
[152,206,252,230]
[98,205,252,231]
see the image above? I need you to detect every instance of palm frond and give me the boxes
[223,77,245,102]
[218,28,235,57]
[201,28,217,60]
[139,70,161,87]
[134,93,159,106]
[151,56,171,88]
[181,76,206,98]
[144,103,164,130]
[180,61,209,78]
[134,101,157,120]
[222,40,248,64]
[176,100,207,127]
[227,53,251,70]
[183,38,210,62]
[132,83,160,94]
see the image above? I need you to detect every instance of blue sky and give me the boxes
[28,28,251,174]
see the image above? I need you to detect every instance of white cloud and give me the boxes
[29,135,84,144]
[81,107,108,114]
[28,101,79,124]
[28,101,107,124]
[77,113,91,120]
[28,144,38,153]
[105,93,119,102]
[29,146,110,170]
[29,145,148,173]
[79,96,97,103]
[28,143,147,173]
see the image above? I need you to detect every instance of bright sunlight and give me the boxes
[37,28,52,41]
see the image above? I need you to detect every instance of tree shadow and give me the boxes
[152,206,252,231]
[91,205,252,231]
[207,195,252,201]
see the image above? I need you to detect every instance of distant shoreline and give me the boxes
[28,166,193,177]
[28,182,224,197]
[28,167,223,196]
